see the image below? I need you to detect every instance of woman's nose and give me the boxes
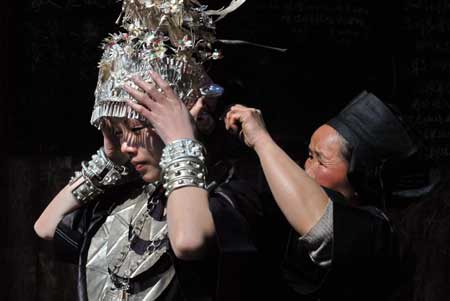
[120,141,138,156]
[304,159,316,179]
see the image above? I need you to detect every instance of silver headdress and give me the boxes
[91,0,246,128]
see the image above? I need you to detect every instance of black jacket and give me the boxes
[54,164,262,301]
[282,189,401,301]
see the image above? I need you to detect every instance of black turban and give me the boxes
[327,91,417,205]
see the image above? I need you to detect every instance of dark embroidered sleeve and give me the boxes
[208,179,262,254]
[53,206,90,264]
[207,179,263,301]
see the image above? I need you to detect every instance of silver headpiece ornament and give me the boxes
[91,0,246,128]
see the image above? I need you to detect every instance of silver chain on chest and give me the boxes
[109,184,168,279]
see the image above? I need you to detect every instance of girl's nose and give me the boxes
[120,141,138,157]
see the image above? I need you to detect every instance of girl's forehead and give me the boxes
[108,117,145,128]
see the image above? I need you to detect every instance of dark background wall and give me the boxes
[2,0,450,300]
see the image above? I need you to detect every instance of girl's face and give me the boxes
[110,118,164,183]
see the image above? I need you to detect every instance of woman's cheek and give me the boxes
[315,166,335,187]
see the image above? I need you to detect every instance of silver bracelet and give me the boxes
[160,139,206,170]
[162,157,204,175]
[160,139,207,197]
[70,172,104,204]
[164,176,207,196]
[69,148,131,204]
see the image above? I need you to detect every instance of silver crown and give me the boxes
[90,0,245,128]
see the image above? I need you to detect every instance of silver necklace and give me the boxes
[108,183,168,297]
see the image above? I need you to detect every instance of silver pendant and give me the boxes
[120,289,129,301]
[104,287,130,301]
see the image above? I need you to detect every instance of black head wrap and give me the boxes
[327,91,417,206]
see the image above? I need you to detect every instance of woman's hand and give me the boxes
[224,104,271,150]
[100,119,129,164]
[123,71,199,145]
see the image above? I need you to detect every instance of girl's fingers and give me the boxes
[126,100,156,124]
[189,97,205,120]
[131,76,165,103]
[149,71,178,100]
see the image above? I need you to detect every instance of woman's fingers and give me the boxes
[229,104,261,116]
[224,105,268,148]
[225,110,243,132]
[224,104,266,135]
[229,104,248,111]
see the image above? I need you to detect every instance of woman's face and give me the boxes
[304,124,353,199]
[110,118,164,183]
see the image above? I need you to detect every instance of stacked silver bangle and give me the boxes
[69,148,131,204]
[160,139,207,197]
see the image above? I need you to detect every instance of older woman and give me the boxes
[225,91,415,300]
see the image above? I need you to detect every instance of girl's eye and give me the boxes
[113,129,123,137]
[132,126,146,133]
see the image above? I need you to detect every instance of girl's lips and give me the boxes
[133,163,146,171]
